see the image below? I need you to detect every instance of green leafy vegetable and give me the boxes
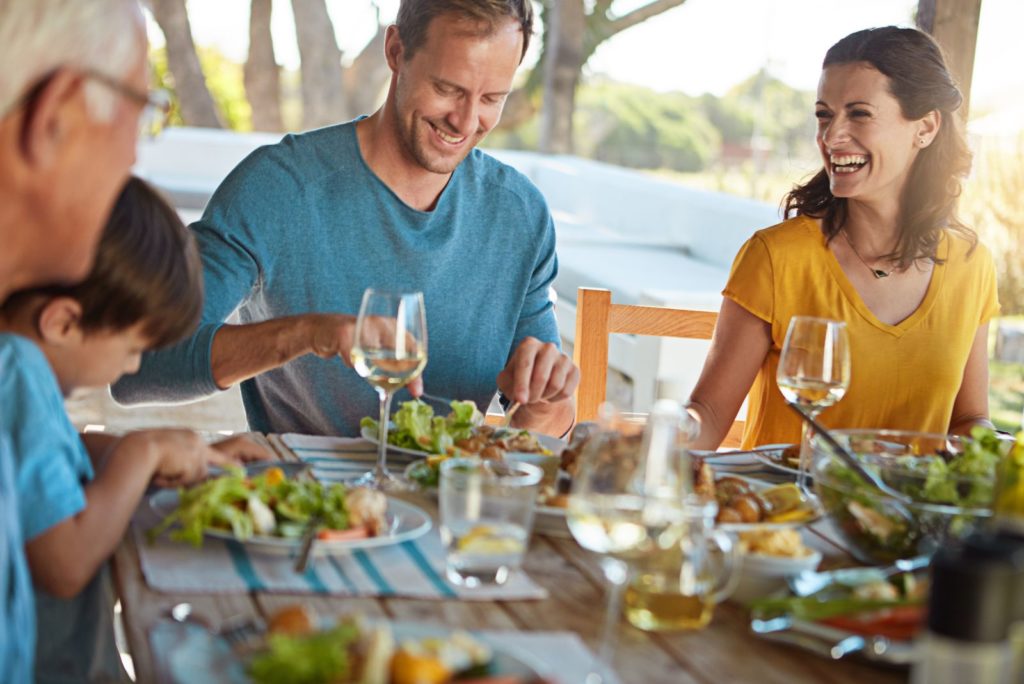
[249,623,360,684]
[148,467,352,547]
[361,399,482,454]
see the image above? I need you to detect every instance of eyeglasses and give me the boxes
[2,67,171,139]
[82,69,172,139]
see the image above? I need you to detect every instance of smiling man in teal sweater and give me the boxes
[114,0,578,440]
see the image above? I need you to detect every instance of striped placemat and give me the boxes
[279,433,420,484]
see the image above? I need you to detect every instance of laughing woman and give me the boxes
[688,26,999,450]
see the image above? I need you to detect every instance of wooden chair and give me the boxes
[572,287,744,448]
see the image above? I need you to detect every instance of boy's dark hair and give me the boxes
[1,176,203,348]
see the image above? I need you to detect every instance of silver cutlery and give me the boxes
[167,602,265,652]
[786,401,916,507]
[787,555,930,597]
[293,513,322,573]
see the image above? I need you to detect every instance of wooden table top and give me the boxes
[111,435,908,684]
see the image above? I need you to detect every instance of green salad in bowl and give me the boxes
[811,427,1007,563]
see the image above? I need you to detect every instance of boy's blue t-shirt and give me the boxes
[0,334,92,539]
[0,433,34,684]
[0,334,121,683]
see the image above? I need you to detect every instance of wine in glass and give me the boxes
[776,316,851,490]
[566,401,694,683]
[350,288,427,490]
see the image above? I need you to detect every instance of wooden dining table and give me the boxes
[111,434,908,684]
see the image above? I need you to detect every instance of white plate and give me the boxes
[361,425,567,459]
[750,443,802,477]
[149,490,432,557]
[716,474,823,532]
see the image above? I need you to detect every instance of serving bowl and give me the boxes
[731,549,823,604]
[811,429,995,564]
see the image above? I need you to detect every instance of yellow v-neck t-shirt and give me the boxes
[723,215,999,449]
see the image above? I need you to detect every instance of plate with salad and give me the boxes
[360,399,485,457]
[248,613,544,684]
[749,567,926,665]
[148,465,431,556]
[361,399,565,460]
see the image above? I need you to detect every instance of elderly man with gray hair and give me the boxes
[0,1,151,681]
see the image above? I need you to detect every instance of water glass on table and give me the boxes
[439,458,543,587]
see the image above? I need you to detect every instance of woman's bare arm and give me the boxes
[687,298,772,449]
[948,323,994,435]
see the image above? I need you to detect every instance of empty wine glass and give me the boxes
[566,401,694,683]
[776,316,851,491]
[350,289,427,490]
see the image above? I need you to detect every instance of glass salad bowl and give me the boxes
[811,429,997,564]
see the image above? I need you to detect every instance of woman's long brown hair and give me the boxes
[784,26,976,268]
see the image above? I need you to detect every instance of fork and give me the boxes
[502,401,521,428]
[168,602,265,653]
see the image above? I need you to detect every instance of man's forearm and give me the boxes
[210,316,318,389]
[512,398,575,438]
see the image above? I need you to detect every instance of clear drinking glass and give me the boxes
[439,458,542,587]
[350,289,427,490]
[566,400,695,683]
[776,316,851,491]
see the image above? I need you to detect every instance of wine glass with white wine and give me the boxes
[350,288,428,490]
[566,401,694,683]
[776,316,851,491]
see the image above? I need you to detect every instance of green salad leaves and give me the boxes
[361,399,482,454]
[249,623,361,684]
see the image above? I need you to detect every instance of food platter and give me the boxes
[714,475,824,532]
[157,619,546,683]
[749,566,924,666]
[149,490,432,557]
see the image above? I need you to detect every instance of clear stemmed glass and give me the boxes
[566,401,693,683]
[776,316,851,491]
[350,288,427,490]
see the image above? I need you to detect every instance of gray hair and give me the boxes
[0,0,144,120]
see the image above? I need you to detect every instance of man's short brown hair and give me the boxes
[396,0,534,62]
[1,176,203,348]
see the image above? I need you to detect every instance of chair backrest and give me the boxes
[572,287,744,448]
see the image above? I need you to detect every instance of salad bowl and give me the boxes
[811,428,1001,564]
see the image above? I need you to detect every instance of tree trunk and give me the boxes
[917,0,982,119]
[540,0,586,154]
[150,0,222,128]
[245,0,283,131]
[291,0,347,129]
[343,23,389,117]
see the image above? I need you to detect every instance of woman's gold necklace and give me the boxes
[842,229,893,279]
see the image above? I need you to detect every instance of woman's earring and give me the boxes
[919,137,927,146]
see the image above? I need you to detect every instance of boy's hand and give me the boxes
[117,429,231,488]
[210,435,272,463]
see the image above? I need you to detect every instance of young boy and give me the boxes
[0,176,269,683]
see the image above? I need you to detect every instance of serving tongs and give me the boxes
[786,402,915,506]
